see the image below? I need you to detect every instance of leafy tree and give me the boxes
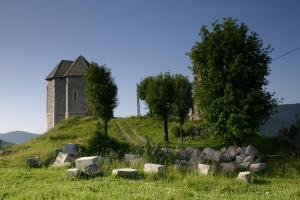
[189,18,277,144]
[138,73,175,143]
[173,75,193,145]
[85,62,118,135]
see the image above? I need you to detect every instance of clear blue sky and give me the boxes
[0,0,299,134]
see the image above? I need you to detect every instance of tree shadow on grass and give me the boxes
[253,178,271,185]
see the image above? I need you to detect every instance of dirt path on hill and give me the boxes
[114,120,139,145]
[123,121,147,144]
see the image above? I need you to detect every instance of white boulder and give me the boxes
[65,168,80,178]
[52,152,70,167]
[237,171,254,183]
[144,163,165,174]
[75,156,100,175]
[198,164,216,175]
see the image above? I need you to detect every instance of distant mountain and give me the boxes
[0,131,39,144]
[0,139,12,147]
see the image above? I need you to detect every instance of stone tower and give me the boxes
[46,55,89,130]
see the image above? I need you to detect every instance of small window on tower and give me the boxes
[73,90,78,101]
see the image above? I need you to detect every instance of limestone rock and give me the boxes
[144,163,165,174]
[237,171,254,183]
[175,160,190,171]
[220,162,237,173]
[237,162,251,170]
[236,147,245,155]
[202,147,215,161]
[26,157,41,168]
[225,146,237,160]
[243,155,254,163]
[249,163,267,172]
[198,164,216,175]
[235,154,246,163]
[220,152,232,162]
[245,145,257,158]
[65,168,80,178]
[112,168,138,178]
[52,152,70,167]
[189,149,203,168]
[75,156,100,175]
[212,150,222,162]
[63,143,77,156]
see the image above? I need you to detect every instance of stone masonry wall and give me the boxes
[46,80,55,130]
[66,77,88,117]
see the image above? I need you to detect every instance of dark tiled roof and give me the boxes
[46,56,89,80]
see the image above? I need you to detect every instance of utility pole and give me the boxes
[137,83,141,117]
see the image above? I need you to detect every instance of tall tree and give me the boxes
[85,62,118,135]
[173,75,193,145]
[189,18,277,144]
[138,73,175,143]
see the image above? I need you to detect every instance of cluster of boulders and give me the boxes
[175,145,267,182]
[26,143,267,183]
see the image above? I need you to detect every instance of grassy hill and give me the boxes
[0,116,299,199]
[0,116,220,167]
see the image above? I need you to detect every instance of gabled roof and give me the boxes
[46,56,89,80]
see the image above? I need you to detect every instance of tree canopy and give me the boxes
[85,62,118,135]
[189,18,277,144]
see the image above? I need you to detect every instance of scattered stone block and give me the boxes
[249,163,267,172]
[198,164,216,175]
[52,152,70,167]
[220,162,237,173]
[175,160,190,171]
[220,147,227,153]
[144,163,165,174]
[63,143,77,156]
[65,168,80,178]
[75,156,100,175]
[112,168,138,178]
[26,157,41,168]
[237,171,254,183]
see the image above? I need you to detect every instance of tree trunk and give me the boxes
[163,116,169,143]
[104,120,108,135]
[179,122,183,146]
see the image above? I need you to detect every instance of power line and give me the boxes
[273,45,300,61]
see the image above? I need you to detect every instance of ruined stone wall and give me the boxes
[54,78,66,125]
[46,80,55,130]
[66,76,88,117]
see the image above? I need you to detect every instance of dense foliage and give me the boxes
[189,18,277,144]
[137,73,192,143]
[85,62,118,135]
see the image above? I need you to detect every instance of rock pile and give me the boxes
[175,145,268,175]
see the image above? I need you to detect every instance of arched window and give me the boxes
[73,90,78,101]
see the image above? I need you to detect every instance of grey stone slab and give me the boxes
[63,143,77,156]
[65,168,80,178]
[52,152,69,167]
[112,168,138,178]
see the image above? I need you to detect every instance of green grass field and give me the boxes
[0,116,299,199]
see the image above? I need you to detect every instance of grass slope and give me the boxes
[1,116,299,200]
